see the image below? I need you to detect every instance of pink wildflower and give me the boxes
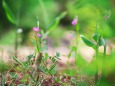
[36,34,41,37]
[69,34,74,39]
[33,27,39,32]
[71,16,78,26]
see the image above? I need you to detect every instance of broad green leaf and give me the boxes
[80,35,96,49]
[2,1,16,24]
[47,11,67,32]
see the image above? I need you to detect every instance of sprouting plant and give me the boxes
[66,16,81,85]
[80,23,106,85]
[2,0,21,57]
[31,22,61,85]
[12,21,61,85]
[80,10,112,85]
[68,16,80,58]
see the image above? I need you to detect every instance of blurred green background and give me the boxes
[0,0,115,45]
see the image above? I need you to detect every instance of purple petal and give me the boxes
[33,27,39,32]
[71,17,78,26]
[36,34,41,37]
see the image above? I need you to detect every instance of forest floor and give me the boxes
[0,41,114,65]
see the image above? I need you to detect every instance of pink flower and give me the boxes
[33,27,39,32]
[71,17,78,26]
[36,34,41,37]
[69,34,74,39]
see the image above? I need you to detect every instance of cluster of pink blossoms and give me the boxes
[33,27,41,37]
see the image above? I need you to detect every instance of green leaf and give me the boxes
[80,35,96,49]
[82,61,97,76]
[92,34,105,46]
[54,77,60,83]
[42,53,49,61]
[27,54,35,60]
[99,38,105,46]
[13,56,25,68]
[30,39,36,45]
[0,59,9,73]
[55,52,61,60]
[10,72,18,79]
[2,1,16,24]
[76,24,80,31]
[40,45,47,52]
[1,75,5,86]
[75,54,87,67]
[68,52,72,58]
[17,84,27,86]
[49,64,56,72]
[92,33,101,42]
[47,11,67,32]
[72,46,77,51]
[68,46,77,58]
[39,66,49,74]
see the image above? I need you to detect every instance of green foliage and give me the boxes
[0,30,15,45]
[92,33,105,46]
[76,24,80,31]
[75,54,87,67]
[1,75,5,86]
[47,11,67,32]
[10,72,18,79]
[2,0,16,24]
[68,46,77,58]
[80,35,96,49]
[0,1,114,85]
[64,69,78,77]
[0,59,9,73]
[26,54,35,61]
[13,56,25,68]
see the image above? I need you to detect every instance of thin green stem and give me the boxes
[102,41,106,79]
[38,0,49,27]
[14,0,21,57]
[75,31,78,58]
[95,36,99,85]
[15,32,18,57]
[95,46,99,85]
